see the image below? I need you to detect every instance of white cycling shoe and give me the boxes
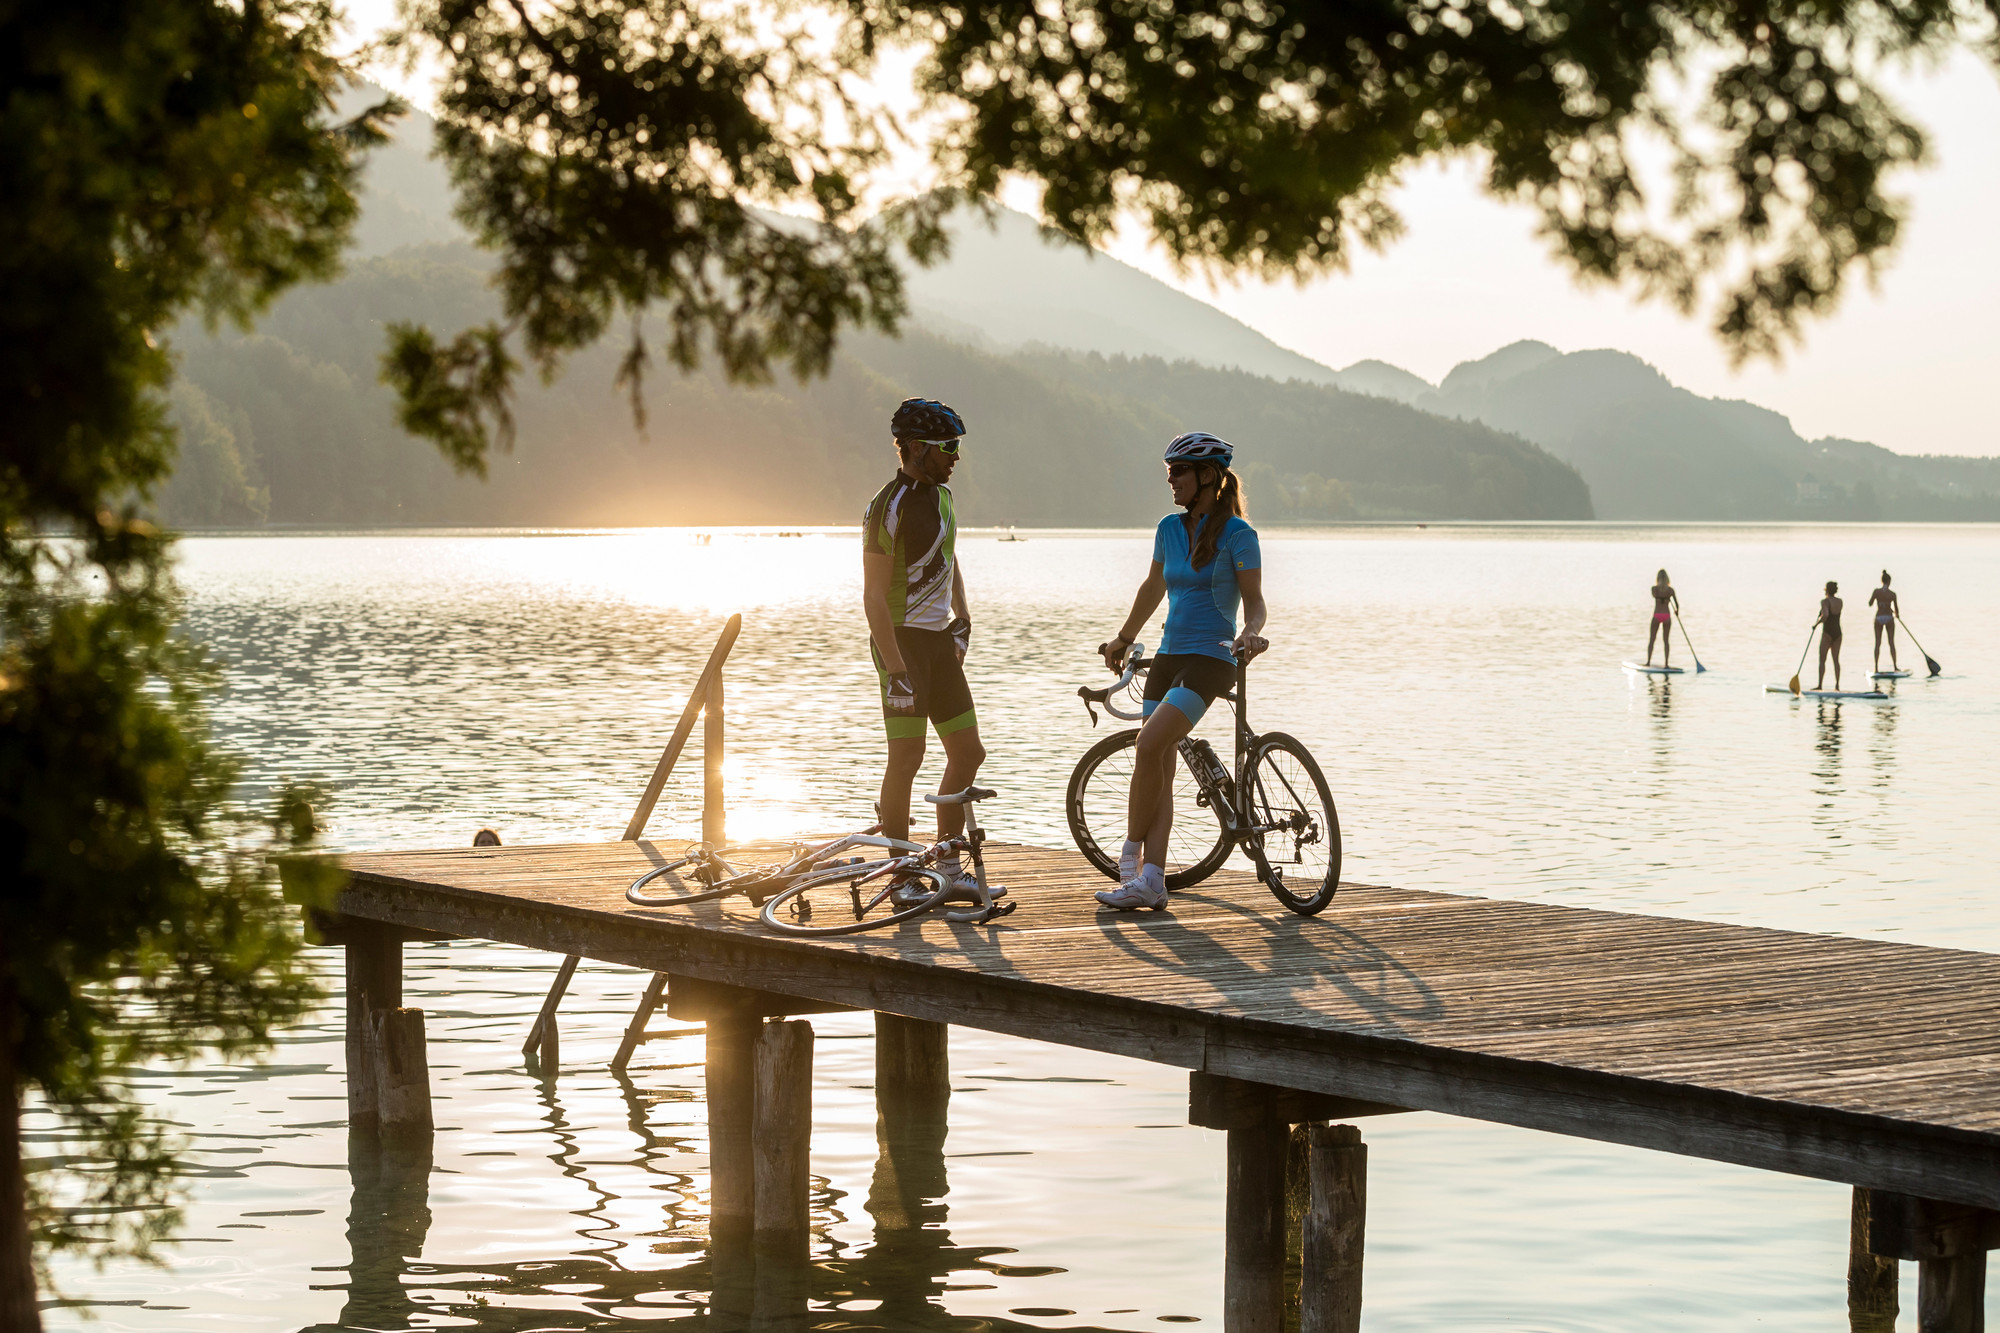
[1095,867,1167,912]
[892,868,1007,909]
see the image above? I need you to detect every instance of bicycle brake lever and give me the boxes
[1077,685,1101,727]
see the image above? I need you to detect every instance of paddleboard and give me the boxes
[1622,662,1684,675]
[1871,670,1912,680]
[1765,685,1890,699]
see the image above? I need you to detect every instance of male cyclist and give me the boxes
[862,397,992,899]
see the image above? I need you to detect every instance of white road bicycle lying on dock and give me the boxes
[625,787,1015,936]
[1071,643,1341,916]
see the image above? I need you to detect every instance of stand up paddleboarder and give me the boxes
[1869,571,1901,673]
[1814,581,1844,691]
[1646,569,1679,668]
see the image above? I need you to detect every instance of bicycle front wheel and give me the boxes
[1244,732,1341,915]
[758,866,952,937]
[1066,728,1231,890]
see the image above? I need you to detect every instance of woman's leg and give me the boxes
[1830,635,1842,689]
[1873,619,1884,670]
[1646,617,1661,663]
[1887,619,1899,670]
[1127,704,1194,871]
[1816,638,1830,689]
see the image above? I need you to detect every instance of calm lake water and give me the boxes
[42,523,2000,1331]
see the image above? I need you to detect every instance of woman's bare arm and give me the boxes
[1103,562,1167,669]
[1234,567,1267,659]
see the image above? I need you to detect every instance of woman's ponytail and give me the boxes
[1191,466,1248,570]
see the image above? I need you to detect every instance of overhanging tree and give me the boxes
[0,2,382,1323]
[387,0,1999,464]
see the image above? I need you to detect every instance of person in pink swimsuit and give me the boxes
[1645,569,1679,667]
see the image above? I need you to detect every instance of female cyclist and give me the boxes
[1095,432,1266,910]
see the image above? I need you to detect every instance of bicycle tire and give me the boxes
[1244,731,1340,915]
[627,850,741,907]
[758,866,954,937]
[1066,728,1232,890]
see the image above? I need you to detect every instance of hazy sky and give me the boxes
[346,7,1998,457]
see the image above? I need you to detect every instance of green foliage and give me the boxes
[872,0,1971,359]
[384,0,955,464]
[1,0,378,1286]
[385,0,1999,466]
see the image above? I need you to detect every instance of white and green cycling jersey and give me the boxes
[861,470,956,631]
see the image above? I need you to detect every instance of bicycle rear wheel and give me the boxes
[758,865,952,936]
[1066,728,1231,890]
[1244,732,1340,915]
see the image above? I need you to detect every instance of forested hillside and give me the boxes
[159,244,1593,528]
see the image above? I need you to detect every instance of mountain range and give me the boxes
[155,90,2000,525]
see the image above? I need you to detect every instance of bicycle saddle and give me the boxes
[926,786,997,805]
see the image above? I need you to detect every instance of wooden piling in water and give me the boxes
[371,1008,434,1135]
[345,926,402,1133]
[753,1019,814,1264]
[1225,1120,1289,1333]
[706,1014,758,1240]
[875,1013,949,1137]
[1848,1186,1899,1332]
[1863,1189,2000,1333]
[1301,1124,1366,1333]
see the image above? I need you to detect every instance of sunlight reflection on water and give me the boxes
[45,524,2000,1331]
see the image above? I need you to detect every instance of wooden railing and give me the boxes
[522,612,742,1069]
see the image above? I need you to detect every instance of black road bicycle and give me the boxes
[1069,643,1340,915]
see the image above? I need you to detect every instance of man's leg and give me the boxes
[932,726,987,843]
[879,737,926,843]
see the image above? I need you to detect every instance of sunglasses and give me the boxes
[1166,462,1197,476]
[919,437,963,456]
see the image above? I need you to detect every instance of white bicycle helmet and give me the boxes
[1164,431,1233,468]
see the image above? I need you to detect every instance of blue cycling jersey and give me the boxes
[1154,513,1261,661]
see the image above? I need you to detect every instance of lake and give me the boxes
[42,523,2000,1331]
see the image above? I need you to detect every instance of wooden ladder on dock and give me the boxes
[521,612,739,1075]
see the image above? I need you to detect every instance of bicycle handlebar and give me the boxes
[1077,641,1150,725]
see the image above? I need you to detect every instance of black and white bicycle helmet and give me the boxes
[1164,430,1233,468]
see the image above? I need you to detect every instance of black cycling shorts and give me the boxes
[1141,652,1237,725]
[872,626,977,740]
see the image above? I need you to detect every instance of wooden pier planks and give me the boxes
[326,838,2000,1208]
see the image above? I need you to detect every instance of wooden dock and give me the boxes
[313,835,2000,1333]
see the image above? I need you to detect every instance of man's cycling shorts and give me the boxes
[1141,653,1236,727]
[872,626,977,741]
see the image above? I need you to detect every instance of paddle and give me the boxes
[1788,625,1817,695]
[1896,614,1943,677]
[1676,612,1707,673]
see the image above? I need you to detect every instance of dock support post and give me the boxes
[875,1013,949,1140]
[1919,1253,1985,1333]
[753,1019,813,1263]
[1225,1121,1289,1333]
[371,1009,434,1136]
[1862,1188,2000,1333]
[1849,1187,1899,1333]
[707,1014,759,1241]
[345,926,402,1133]
[1301,1124,1366,1333]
